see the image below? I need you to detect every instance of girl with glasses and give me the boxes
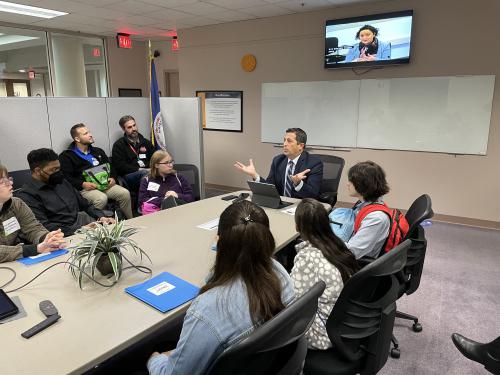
[138,150,194,214]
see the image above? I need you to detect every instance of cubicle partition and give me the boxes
[0,97,204,197]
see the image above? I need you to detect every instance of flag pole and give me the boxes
[148,40,155,146]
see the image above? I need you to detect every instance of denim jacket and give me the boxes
[147,259,295,375]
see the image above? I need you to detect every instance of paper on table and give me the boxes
[197,218,219,231]
[281,206,297,216]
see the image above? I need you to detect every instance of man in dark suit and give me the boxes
[235,128,323,199]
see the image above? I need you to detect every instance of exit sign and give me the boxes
[116,34,132,49]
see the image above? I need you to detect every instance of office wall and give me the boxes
[151,41,179,96]
[106,37,148,97]
[177,0,500,222]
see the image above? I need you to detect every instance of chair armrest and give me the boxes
[357,256,377,268]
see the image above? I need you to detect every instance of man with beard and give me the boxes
[18,148,114,236]
[59,123,133,219]
[112,115,155,192]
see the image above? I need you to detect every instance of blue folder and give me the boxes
[17,249,68,265]
[125,272,200,313]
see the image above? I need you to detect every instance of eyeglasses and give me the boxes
[0,177,13,186]
[157,160,174,165]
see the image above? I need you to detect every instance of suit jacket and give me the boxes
[258,151,323,199]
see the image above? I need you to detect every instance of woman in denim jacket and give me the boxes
[147,200,295,375]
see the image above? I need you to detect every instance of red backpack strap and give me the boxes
[353,203,391,233]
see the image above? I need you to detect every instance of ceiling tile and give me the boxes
[172,2,226,16]
[141,8,193,21]
[176,16,221,27]
[242,4,293,17]
[274,0,335,12]
[70,0,124,6]
[210,10,256,22]
[75,6,133,20]
[205,0,268,10]
[101,0,165,15]
[136,0,199,8]
[113,15,162,26]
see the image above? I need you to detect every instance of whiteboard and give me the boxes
[0,98,51,170]
[261,80,360,147]
[47,98,110,154]
[105,98,150,146]
[357,75,494,154]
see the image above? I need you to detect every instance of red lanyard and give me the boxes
[128,143,139,156]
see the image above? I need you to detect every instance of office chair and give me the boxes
[304,240,410,375]
[9,169,33,192]
[207,281,326,375]
[315,155,345,207]
[175,164,201,201]
[390,194,434,358]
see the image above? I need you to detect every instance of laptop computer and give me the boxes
[247,180,293,209]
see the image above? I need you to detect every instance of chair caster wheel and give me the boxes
[390,348,400,359]
[413,322,422,332]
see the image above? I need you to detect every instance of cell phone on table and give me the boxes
[221,195,238,201]
[0,289,19,321]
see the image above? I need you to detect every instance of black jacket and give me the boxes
[111,133,155,176]
[17,178,106,236]
[59,143,117,191]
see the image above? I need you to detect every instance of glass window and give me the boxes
[50,33,108,97]
[0,26,50,97]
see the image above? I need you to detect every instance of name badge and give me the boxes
[138,160,146,168]
[147,182,160,192]
[3,217,21,236]
[139,153,147,159]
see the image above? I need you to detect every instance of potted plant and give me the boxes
[69,219,151,289]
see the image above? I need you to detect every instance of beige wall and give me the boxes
[151,41,179,96]
[177,0,500,222]
[106,37,148,97]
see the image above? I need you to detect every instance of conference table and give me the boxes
[0,192,304,375]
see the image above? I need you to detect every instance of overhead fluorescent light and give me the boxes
[0,1,68,19]
[0,35,39,46]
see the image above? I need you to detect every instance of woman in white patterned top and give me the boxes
[291,198,359,350]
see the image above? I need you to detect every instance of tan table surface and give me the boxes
[0,192,302,375]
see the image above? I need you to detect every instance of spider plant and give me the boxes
[69,219,151,289]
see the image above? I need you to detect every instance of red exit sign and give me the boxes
[116,34,132,49]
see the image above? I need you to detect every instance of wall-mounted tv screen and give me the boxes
[325,10,413,69]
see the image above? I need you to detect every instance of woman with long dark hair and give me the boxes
[147,200,295,374]
[291,198,359,350]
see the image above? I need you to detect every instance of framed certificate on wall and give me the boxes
[196,90,243,132]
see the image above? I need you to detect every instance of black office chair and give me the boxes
[9,169,32,192]
[207,281,326,375]
[315,154,345,207]
[304,240,410,375]
[175,164,201,201]
[390,194,434,358]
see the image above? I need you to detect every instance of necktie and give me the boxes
[284,160,294,197]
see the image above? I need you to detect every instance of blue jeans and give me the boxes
[124,170,148,192]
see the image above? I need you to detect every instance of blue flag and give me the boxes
[150,59,166,150]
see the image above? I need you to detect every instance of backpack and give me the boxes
[329,207,356,242]
[354,203,409,254]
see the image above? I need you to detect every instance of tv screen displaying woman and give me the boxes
[325,10,413,69]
